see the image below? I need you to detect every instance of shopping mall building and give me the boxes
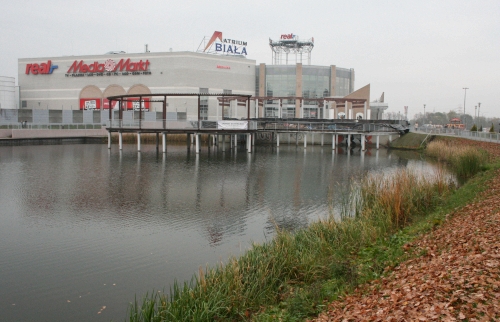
[7,32,387,122]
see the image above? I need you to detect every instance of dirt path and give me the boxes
[313,140,500,321]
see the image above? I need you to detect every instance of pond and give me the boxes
[0,143,438,321]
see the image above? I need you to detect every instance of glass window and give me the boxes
[199,88,209,120]
[302,66,330,99]
[265,66,296,98]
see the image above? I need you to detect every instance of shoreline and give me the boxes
[313,137,500,321]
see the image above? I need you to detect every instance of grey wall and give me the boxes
[18,51,256,120]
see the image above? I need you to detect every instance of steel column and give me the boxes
[162,132,166,153]
[163,96,167,129]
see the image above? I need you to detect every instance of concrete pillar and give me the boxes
[332,134,336,150]
[348,134,351,148]
[277,132,280,147]
[376,135,380,149]
[222,134,226,152]
[137,132,141,152]
[234,134,237,147]
[162,132,166,153]
[361,134,365,151]
[389,135,392,143]
[278,99,282,118]
[311,133,314,146]
[107,132,111,149]
[321,133,324,146]
[304,133,307,148]
[247,134,252,153]
[252,133,255,145]
[119,132,123,150]
[195,134,200,154]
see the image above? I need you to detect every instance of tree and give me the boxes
[447,110,459,121]
[479,125,483,132]
[470,124,477,132]
[489,123,495,133]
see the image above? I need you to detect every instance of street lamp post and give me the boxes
[475,105,477,124]
[423,104,426,125]
[478,102,481,128]
[463,87,468,129]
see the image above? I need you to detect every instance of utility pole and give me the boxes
[478,102,481,128]
[463,87,468,129]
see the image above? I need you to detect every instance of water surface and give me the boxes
[0,143,435,321]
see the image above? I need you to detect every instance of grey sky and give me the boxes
[1,0,499,119]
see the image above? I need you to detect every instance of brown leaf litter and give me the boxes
[312,140,500,321]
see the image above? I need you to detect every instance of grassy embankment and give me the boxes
[126,134,494,322]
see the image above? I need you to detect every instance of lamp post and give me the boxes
[478,102,481,128]
[463,87,468,129]
[423,104,426,125]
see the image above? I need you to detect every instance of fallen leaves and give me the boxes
[312,141,500,321]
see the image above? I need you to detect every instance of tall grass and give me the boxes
[426,140,487,177]
[127,168,453,322]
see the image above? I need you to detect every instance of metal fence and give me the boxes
[0,109,181,126]
[2,109,408,134]
[415,128,500,143]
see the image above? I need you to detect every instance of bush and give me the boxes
[426,140,487,178]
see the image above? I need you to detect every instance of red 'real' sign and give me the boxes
[280,33,295,40]
[25,60,58,74]
[67,58,150,73]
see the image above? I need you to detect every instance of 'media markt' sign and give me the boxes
[66,58,151,77]
[24,58,152,77]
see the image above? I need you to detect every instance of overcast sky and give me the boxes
[1,0,499,119]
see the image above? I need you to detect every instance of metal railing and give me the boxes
[253,120,404,133]
[415,128,500,143]
[0,123,104,130]
[106,120,258,130]
[2,116,406,134]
